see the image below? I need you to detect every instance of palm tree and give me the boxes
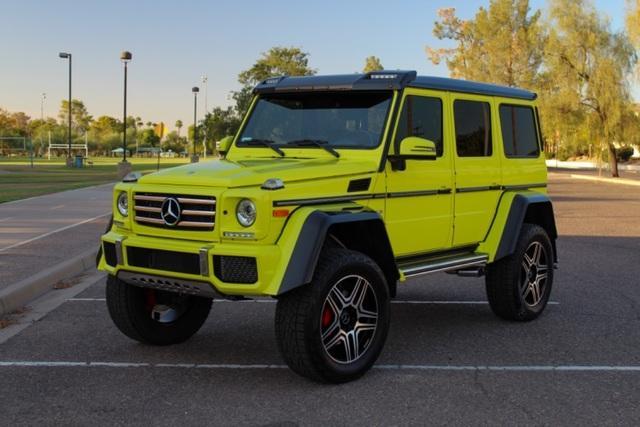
[175,120,183,137]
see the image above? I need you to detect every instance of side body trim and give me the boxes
[272,183,545,207]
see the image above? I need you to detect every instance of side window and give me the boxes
[454,100,492,157]
[395,95,443,157]
[499,105,540,157]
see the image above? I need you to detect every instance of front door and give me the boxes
[384,88,454,257]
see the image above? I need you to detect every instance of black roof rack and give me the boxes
[252,71,536,100]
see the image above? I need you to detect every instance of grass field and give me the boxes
[0,156,190,203]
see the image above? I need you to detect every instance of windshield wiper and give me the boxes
[243,138,285,157]
[285,139,340,158]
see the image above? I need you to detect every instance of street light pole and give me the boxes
[40,93,46,121]
[118,51,133,178]
[191,86,199,163]
[58,52,72,166]
[201,75,208,158]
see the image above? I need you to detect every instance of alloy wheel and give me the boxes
[520,241,549,307]
[320,275,378,364]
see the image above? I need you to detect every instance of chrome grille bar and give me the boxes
[133,192,216,231]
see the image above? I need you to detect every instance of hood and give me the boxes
[138,157,378,188]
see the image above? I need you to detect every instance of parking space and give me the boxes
[0,173,639,425]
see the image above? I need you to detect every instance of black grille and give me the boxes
[103,242,117,267]
[126,247,200,275]
[213,255,258,284]
[133,192,216,231]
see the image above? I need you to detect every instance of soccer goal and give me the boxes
[47,133,89,160]
[0,136,31,157]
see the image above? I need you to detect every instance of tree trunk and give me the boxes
[607,142,619,177]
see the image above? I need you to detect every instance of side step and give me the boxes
[398,253,488,279]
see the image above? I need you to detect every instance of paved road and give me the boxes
[0,174,639,425]
[0,184,112,289]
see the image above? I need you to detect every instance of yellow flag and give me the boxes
[154,122,168,138]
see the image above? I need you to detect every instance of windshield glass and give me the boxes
[238,91,393,150]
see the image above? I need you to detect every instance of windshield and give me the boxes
[237,91,393,150]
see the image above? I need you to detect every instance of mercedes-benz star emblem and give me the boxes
[160,197,181,226]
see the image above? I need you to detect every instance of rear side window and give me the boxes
[499,105,540,157]
[454,100,492,157]
[395,96,443,157]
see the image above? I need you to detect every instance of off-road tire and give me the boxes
[106,275,212,345]
[275,248,390,383]
[486,223,554,321]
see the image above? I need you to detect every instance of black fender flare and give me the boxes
[278,209,399,296]
[495,193,558,262]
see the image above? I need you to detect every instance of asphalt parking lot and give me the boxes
[0,172,639,425]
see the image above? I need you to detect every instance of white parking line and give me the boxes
[0,212,110,253]
[0,361,636,372]
[67,298,559,305]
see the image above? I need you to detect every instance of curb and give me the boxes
[0,250,98,316]
[569,174,640,187]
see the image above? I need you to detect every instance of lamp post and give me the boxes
[120,52,133,171]
[191,86,199,163]
[40,93,46,121]
[201,75,208,158]
[58,52,72,166]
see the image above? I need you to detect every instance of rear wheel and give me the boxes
[106,275,212,345]
[485,223,554,321]
[275,248,390,383]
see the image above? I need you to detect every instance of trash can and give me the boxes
[74,155,84,168]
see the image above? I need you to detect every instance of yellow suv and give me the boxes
[98,71,557,383]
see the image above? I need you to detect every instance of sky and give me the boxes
[0,0,631,130]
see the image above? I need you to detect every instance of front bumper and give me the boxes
[99,230,282,297]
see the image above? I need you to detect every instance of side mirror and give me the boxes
[399,136,437,159]
[218,136,234,157]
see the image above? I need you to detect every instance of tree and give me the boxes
[201,107,241,153]
[162,131,187,153]
[175,119,183,137]
[234,46,316,117]
[543,0,636,176]
[139,128,160,147]
[627,0,640,77]
[238,46,316,86]
[363,56,384,73]
[58,99,92,134]
[426,1,545,89]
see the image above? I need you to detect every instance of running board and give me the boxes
[398,253,488,278]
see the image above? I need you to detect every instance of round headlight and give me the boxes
[117,192,129,217]
[236,199,256,227]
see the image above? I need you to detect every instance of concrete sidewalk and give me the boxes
[0,183,113,252]
[0,184,113,313]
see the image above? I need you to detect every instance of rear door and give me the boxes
[451,95,502,246]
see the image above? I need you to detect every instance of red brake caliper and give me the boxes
[322,304,333,328]
[145,289,156,312]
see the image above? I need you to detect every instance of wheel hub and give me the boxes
[339,307,357,331]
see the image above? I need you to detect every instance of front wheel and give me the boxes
[106,275,212,345]
[275,249,390,383]
[485,223,554,321]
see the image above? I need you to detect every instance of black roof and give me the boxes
[253,71,537,101]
